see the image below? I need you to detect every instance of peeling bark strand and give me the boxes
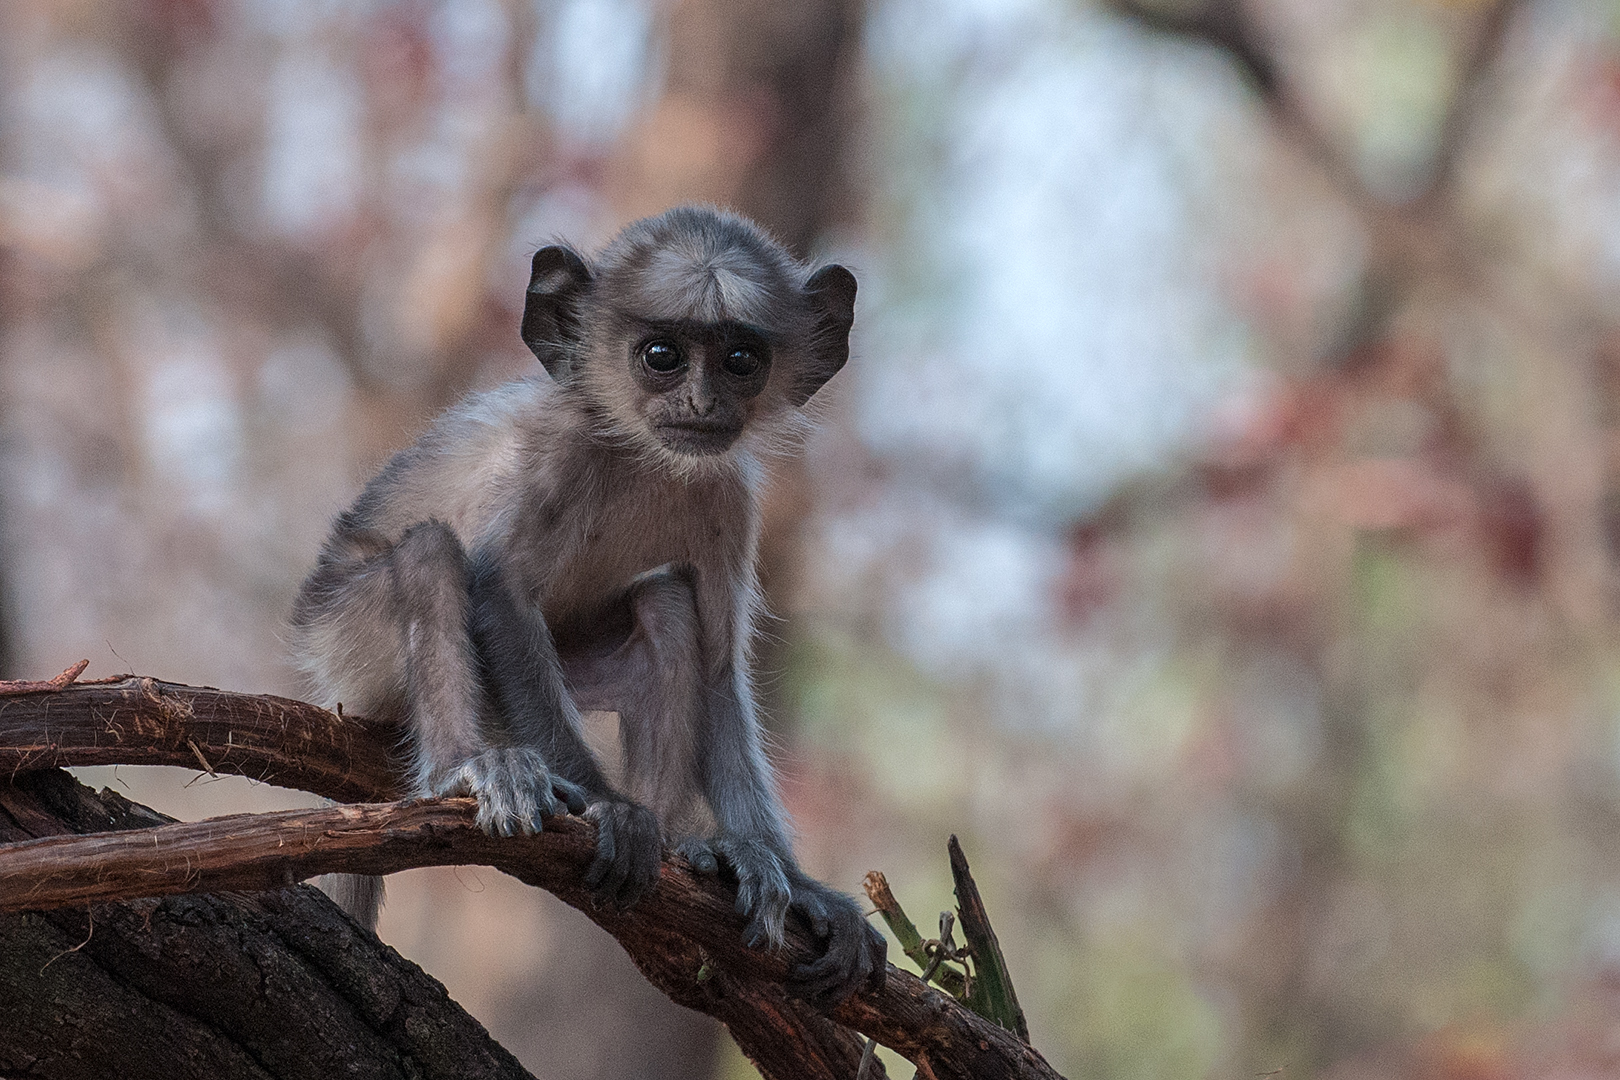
[0,680,1066,1080]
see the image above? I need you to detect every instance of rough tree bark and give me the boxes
[0,677,1066,1080]
[0,769,535,1080]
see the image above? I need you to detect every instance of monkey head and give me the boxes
[521,206,856,467]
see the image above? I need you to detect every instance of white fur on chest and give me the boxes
[532,467,752,623]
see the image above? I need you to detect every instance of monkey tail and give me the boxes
[319,872,385,931]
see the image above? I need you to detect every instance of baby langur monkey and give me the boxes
[291,205,886,1006]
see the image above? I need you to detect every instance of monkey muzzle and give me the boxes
[653,420,744,456]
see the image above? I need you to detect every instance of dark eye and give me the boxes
[641,340,683,374]
[723,347,760,377]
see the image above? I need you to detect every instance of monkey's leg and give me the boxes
[392,522,588,837]
[467,552,662,909]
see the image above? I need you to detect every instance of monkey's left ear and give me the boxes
[790,264,857,407]
[522,245,594,382]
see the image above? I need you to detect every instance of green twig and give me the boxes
[948,835,1028,1041]
[863,871,968,998]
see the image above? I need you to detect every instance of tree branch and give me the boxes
[0,798,575,914]
[1422,0,1526,204]
[0,681,1066,1080]
[1098,0,1371,208]
[0,675,401,803]
[1101,0,1526,214]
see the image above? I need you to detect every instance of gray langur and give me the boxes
[290,205,887,1006]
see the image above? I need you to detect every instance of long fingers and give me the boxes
[788,918,888,1008]
[436,748,595,836]
[583,800,662,910]
[715,841,790,949]
[553,777,590,816]
[785,885,889,1009]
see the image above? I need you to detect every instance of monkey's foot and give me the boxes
[431,747,589,837]
[582,798,662,910]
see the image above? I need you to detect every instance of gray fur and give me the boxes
[291,205,883,1007]
[318,870,384,928]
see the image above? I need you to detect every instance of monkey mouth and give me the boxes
[653,420,742,456]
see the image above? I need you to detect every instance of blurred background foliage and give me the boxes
[5,0,1620,1078]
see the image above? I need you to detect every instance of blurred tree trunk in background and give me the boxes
[612,0,865,722]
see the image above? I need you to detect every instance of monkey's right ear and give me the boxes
[522,245,594,382]
[791,264,857,407]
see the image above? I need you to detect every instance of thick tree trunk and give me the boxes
[0,768,533,1080]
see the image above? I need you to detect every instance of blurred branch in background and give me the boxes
[1103,0,1526,208]
[1062,0,1620,1074]
[1091,0,1538,1067]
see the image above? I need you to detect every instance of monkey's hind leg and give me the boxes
[467,550,662,909]
[392,521,588,836]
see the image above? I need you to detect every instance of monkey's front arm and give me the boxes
[462,536,663,909]
[684,584,888,1008]
[575,566,888,1007]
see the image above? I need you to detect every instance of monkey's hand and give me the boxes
[680,839,887,1009]
[680,837,791,950]
[430,747,589,837]
[582,798,662,910]
[782,874,888,1009]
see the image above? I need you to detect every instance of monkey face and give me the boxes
[626,321,773,457]
[519,206,858,472]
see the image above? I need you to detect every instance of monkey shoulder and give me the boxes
[345,378,571,547]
